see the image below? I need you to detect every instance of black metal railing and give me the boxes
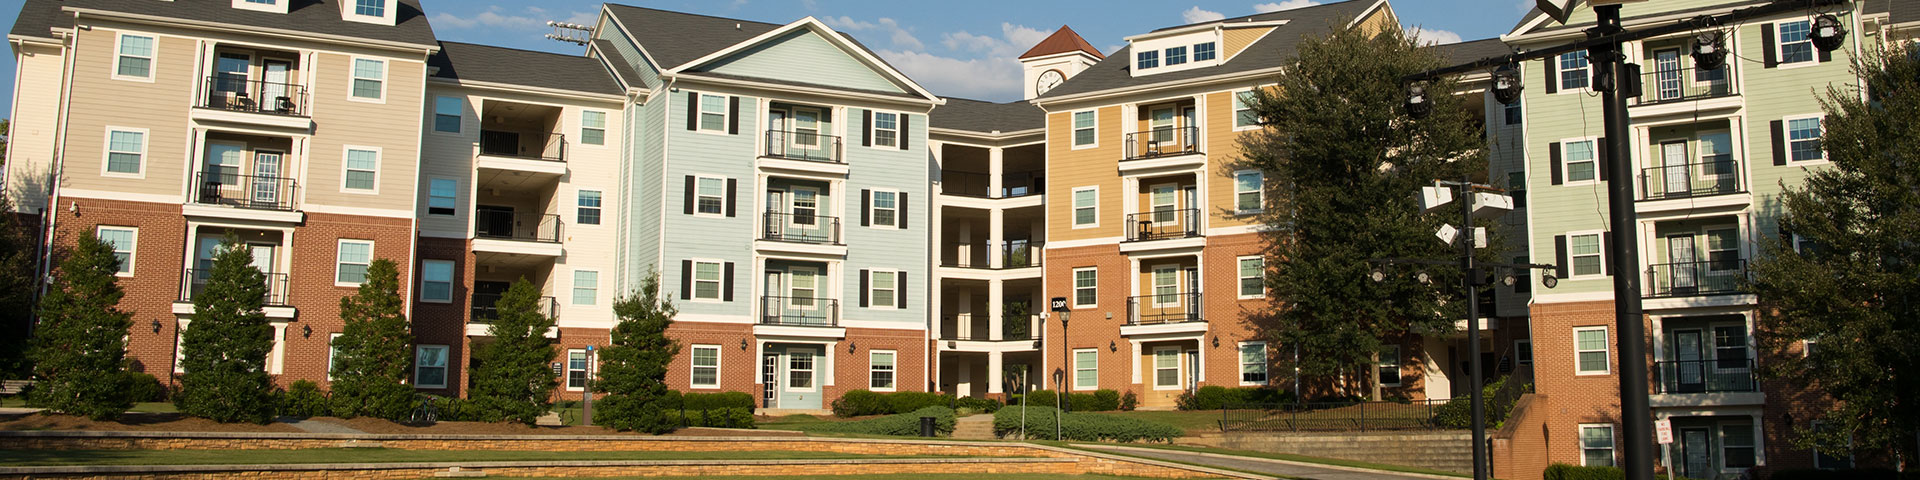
[178,269,291,306]
[763,130,844,163]
[1640,155,1741,201]
[1126,208,1202,242]
[193,171,298,211]
[200,76,308,116]
[469,294,558,322]
[1002,171,1044,198]
[761,212,841,245]
[1002,240,1042,268]
[1635,65,1737,106]
[1127,292,1203,326]
[761,296,839,327]
[1124,126,1201,160]
[941,242,989,269]
[1657,358,1756,394]
[941,316,1041,341]
[1222,400,1450,432]
[1647,259,1746,297]
[939,170,1045,198]
[474,212,562,243]
[479,131,567,162]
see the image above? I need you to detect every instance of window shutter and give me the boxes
[822,108,833,124]
[723,262,735,302]
[727,96,740,135]
[683,176,696,215]
[1603,231,1614,276]
[1596,138,1608,182]
[862,109,873,147]
[725,178,738,217]
[1554,235,1569,279]
[1819,42,1833,63]
[1549,142,1564,185]
[859,269,870,307]
[680,260,693,300]
[685,92,698,130]
[1771,120,1787,166]
[898,192,909,229]
[1762,25,1778,68]
[896,271,907,309]
[899,114,911,150]
[860,189,871,226]
[1544,57,1558,94]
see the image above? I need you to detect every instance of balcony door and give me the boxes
[1661,141,1690,198]
[250,150,283,207]
[261,60,292,112]
[1653,49,1683,101]
[1672,329,1706,393]
[1668,234,1699,293]
[768,110,788,157]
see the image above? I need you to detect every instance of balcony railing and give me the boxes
[193,171,298,211]
[940,170,1044,198]
[1125,208,1202,242]
[1634,66,1737,106]
[763,130,844,164]
[199,76,308,116]
[479,131,567,162]
[761,296,839,327]
[1124,126,1201,161]
[761,212,841,245]
[1656,358,1756,394]
[1127,292,1203,326]
[941,316,1040,341]
[178,269,291,307]
[475,212,562,243]
[1002,240,1042,268]
[1640,155,1742,201]
[941,240,1042,269]
[469,293,558,322]
[1647,259,1746,298]
[941,242,989,269]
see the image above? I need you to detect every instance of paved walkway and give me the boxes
[276,417,368,434]
[1073,444,1461,480]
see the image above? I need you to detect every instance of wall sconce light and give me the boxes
[740,339,749,350]
[1108,340,1117,352]
[68,201,77,215]
[848,342,857,353]
[1212,336,1220,348]
[151,319,161,333]
[302,325,312,338]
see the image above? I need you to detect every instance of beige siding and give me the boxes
[1222,27,1273,59]
[61,27,197,198]
[6,43,68,211]
[303,53,427,212]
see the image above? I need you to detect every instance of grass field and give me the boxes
[0,448,959,466]
[1054,442,1469,478]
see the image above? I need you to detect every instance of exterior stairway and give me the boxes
[952,414,997,440]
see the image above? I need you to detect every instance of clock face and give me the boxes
[1036,70,1065,95]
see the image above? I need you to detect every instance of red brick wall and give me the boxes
[282,211,415,391]
[1528,300,1634,468]
[659,323,930,407]
[53,199,187,381]
[413,236,470,396]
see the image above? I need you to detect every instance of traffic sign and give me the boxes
[1655,418,1673,444]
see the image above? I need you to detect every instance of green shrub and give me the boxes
[434,396,479,422]
[954,396,1003,413]
[121,372,165,403]
[1176,386,1292,410]
[683,391,755,411]
[885,391,952,414]
[992,406,1181,442]
[1433,376,1509,429]
[1012,389,1059,409]
[1119,390,1138,411]
[665,407,756,429]
[1543,464,1622,480]
[275,380,330,418]
[1769,469,1907,480]
[810,406,955,436]
[1093,389,1121,411]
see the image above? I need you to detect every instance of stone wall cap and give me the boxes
[0,457,1074,475]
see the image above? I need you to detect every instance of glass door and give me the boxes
[768,110,788,158]
[1680,427,1712,478]
[1673,329,1705,393]
[1662,141,1690,198]
[261,60,292,112]
[1654,49,1682,100]
[1668,234,1698,293]
[761,353,779,408]
[250,150,283,207]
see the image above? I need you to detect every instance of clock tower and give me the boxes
[1018,25,1104,100]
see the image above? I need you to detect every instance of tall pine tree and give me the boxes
[174,236,275,423]
[595,271,679,433]
[0,194,41,378]
[468,278,557,424]
[26,231,133,420]
[330,259,415,421]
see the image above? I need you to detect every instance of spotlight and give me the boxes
[1692,30,1727,71]
[1502,275,1518,287]
[151,319,162,333]
[301,325,312,338]
[1811,14,1846,53]
[1415,271,1432,284]
[1541,274,1560,289]
[1405,84,1431,119]
[1370,268,1387,283]
[1109,340,1117,352]
[1492,62,1523,106]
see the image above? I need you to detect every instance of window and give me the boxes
[1580,424,1616,466]
[419,260,452,303]
[1714,325,1749,368]
[873,112,899,147]
[414,345,448,388]
[1151,265,1180,307]
[1073,349,1097,390]
[1378,345,1402,387]
[572,270,598,305]
[581,110,606,145]
[354,0,385,17]
[1570,232,1604,277]
[1240,342,1268,384]
[1516,339,1533,364]
[1238,256,1264,298]
[566,349,588,390]
[790,188,818,227]
[105,129,146,175]
[433,96,462,133]
[427,178,457,216]
[1559,51,1590,90]
[695,177,725,216]
[1164,46,1187,66]
[96,226,137,275]
[1812,421,1854,469]
[1137,50,1159,70]
[870,270,896,308]
[1564,139,1597,183]
[1787,116,1824,162]
[1233,91,1259,129]
[343,147,379,192]
[577,190,602,225]
[1193,42,1217,61]
[788,351,815,390]
[1504,101,1522,125]
[698,94,727,132]
[1779,20,1815,64]
[1153,347,1180,389]
[871,190,898,227]
[336,240,373,285]
[692,261,722,300]
[1235,170,1263,213]
[115,34,155,80]
[1575,327,1610,374]
[1072,111,1097,147]
[351,58,384,100]
[1507,171,1527,208]
[1723,424,1757,468]
[327,333,342,380]
[690,345,720,388]
[869,350,896,391]
[1072,187,1098,227]
[1073,267,1097,307]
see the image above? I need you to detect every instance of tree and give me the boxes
[174,236,275,423]
[0,193,40,378]
[25,231,133,420]
[1746,42,1920,464]
[593,271,679,433]
[329,259,415,421]
[468,278,557,424]
[1241,25,1493,385]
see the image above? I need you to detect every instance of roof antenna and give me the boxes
[546,21,593,46]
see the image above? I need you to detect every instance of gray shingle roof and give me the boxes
[589,39,646,90]
[1890,0,1918,24]
[601,4,783,71]
[929,97,1045,134]
[1034,0,1376,101]
[429,41,621,96]
[1430,38,1512,65]
[11,0,436,47]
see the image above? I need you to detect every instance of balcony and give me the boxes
[1633,66,1737,107]
[1646,259,1746,298]
[940,170,1044,199]
[940,241,1043,270]
[1125,209,1202,243]
[191,171,297,212]
[199,76,308,116]
[475,212,562,243]
[763,130,844,164]
[469,293,558,322]
[760,296,839,327]
[1640,156,1742,201]
[480,131,566,163]
[761,212,842,245]
[1126,292,1203,326]
[177,269,291,307]
[1124,126,1201,161]
[1656,358,1756,394]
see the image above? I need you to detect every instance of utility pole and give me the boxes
[1591,6,1655,478]
[1458,176,1487,480]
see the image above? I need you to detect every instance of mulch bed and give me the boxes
[0,412,301,433]
[0,411,803,437]
[310,417,803,437]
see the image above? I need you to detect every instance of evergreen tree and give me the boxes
[25,231,133,420]
[1241,25,1494,381]
[1746,42,1920,462]
[468,278,557,424]
[0,193,41,378]
[329,259,415,421]
[594,271,679,433]
[174,236,275,423]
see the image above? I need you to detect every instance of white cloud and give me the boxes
[1254,0,1321,13]
[1183,6,1226,24]
[824,16,926,50]
[1409,27,1463,46]
[432,6,593,30]
[876,50,1023,100]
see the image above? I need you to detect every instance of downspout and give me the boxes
[39,28,80,302]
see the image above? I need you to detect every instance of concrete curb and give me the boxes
[1074,444,1469,480]
[0,457,1073,475]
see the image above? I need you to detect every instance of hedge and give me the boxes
[1770,469,1915,480]
[274,380,331,419]
[991,406,1182,442]
[1433,376,1514,429]
[954,396,1003,413]
[1012,389,1123,412]
[1176,386,1294,410]
[1541,464,1704,480]
[122,372,166,403]
[663,391,755,411]
[829,390,963,417]
[810,406,955,436]
[665,407,756,429]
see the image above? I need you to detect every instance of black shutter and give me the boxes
[1763,25,1778,68]
[725,178,737,217]
[1819,42,1833,63]
[1603,231,1615,276]
[862,109,873,147]
[896,271,907,309]
[680,260,693,300]
[722,262,735,302]
[899,114,911,150]
[1771,120,1787,166]
[859,269,870,307]
[898,192,909,229]
[683,176,695,215]
[1554,235,1570,279]
[1544,57,1558,94]
[727,96,740,135]
[1549,142,1564,185]
[1597,138,1609,182]
[860,189,871,226]
[685,92,698,130]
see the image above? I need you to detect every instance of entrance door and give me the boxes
[761,352,779,408]
[1662,141,1690,198]
[261,60,292,113]
[476,205,515,238]
[1654,49,1682,100]
[1668,234,1698,293]
[1184,349,1200,393]
[251,150,283,207]
[1673,329,1705,393]
[1680,427,1713,478]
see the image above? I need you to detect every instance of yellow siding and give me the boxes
[1222,27,1274,59]
[1353,4,1399,37]
[6,43,68,211]
[303,52,426,212]
[1204,90,1260,228]
[62,27,197,198]
[1046,106,1125,242]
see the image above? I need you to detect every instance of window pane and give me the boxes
[109,131,143,153]
[1578,351,1607,372]
[423,260,452,282]
[1073,111,1094,129]
[107,153,142,174]
[701,95,727,131]
[345,171,376,190]
[354,0,385,16]
[119,35,153,57]
[1194,42,1216,61]
[1571,234,1601,255]
[1577,329,1606,350]
[346,149,378,170]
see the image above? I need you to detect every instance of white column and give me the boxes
[957,222,973,268]
[987,351,1005,395]
[956,361,972,398]
[988,208,1005,269]
[988,147,1005,199]
[956,288,973,339]
[988,280,1005,341]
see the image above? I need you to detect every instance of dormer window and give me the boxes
[1194,42,1217,61]
[355,0,386,17]
[342,0,394,25]
[232,0,286,14]
[1137,50,1160,70]
[1165,46,1187,66]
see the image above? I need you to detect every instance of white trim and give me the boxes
[1772,20,1823,70]
[339,145,381,195]
[111,32,157,83]
[1071,186,1100,228]
[268,323,286,375]
[1558,136,1602,186]
[100,126,149,179]
[1567,229,1607,279]
[426,177,459,217]
[867,188,901,228]
[689,258,725,302]
[1781,113,1828,165]
[1574,326,1611,376]
[300,203,414,219]
[866,268,901,309]
[1070,109,1099,149]
[1232,169,1263,215]
[333,239,374,287]
[571,268,601,306]
[695,92,730,134]
[1151,346,1181,390]
[95,225,138,277]
[784,347,818,393]
[346,56,387,103]
[413,344,449,389]
[1238,341,1268,386]
[1231,90,1261,131]
[231,0,287,14]
[1553,51,1594,95]
[1236,255,1265,299]
[664,17,942,102]
[1072,267,1098,308]
[418,259,453,303]
[870,110,901,149]
[1377,344,1403,387]
[689,344,722,389]
[575,188,604,226]
[579,109,609,147]
[326,333,343,381]
[868,349,897,392]
[692,175,728,217]
[564,348,589,392]
[1579,423,1617,467]
[1072,348,1098,391]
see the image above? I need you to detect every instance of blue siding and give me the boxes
[841,109,930,327]
[621,92,669,291]
[699,30,906,94]
[659,90,760,319]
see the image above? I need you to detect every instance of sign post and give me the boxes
[1049,297,1069,440]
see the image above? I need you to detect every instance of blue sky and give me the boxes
[0,0,1537,117]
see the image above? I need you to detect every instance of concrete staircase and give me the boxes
[1204,430,1476,474]
[952,414,997,440]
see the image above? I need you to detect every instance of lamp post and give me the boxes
[583,345,595,427]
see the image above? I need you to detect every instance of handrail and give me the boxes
[1656,358,1756,393]
[200,75,308,116]
[1001,240,1043,268]
[474,212,563,243]
[479,131,567,162]
[763,130,844,163]
[470,293,558,322]
[761,212,842,245]
[1126,292,1203,326]
[1646,259,1746,298]
[193,171,298,211]
[1125,208,1203,242]
[1634,63,1737,106]
[939,170,1045,198]
[179,269,291,306]
[941,315,1041,341]
[1639,155,1741,201]
[1124,126,1201,160]
[761,296,839,327]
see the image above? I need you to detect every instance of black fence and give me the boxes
[1124,126,1201,160]
[1640,155,1740,201]
[1657,358,1756,394]
[941,316,1040,341]
[764,130,844,163]
[179,269,291,307]
[1634,65,1736,106]
[193,171,298,211]
[1126,208,1202,242]
[1127,292,1202,326]
[940,170,1044,198]
[761,212,841,245]
[1222,400,1450,432]
[1002,240,1042,268]
[1647,259,1745,297]
[469,294,558,322]
[479,131,567,162]
[200,76,308,116]
[761,296,839,327]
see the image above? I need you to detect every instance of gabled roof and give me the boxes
[1430,37,1511,65]
[600,4,782,71]
[1507,1,1776,40]
[930,97,1046,134]
[1019,25,1104,60]
[429,41,621,96]
[10,0,436,47]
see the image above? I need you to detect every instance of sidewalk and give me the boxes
[1072,444,1465,480]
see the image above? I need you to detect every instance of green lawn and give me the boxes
[1056,442,1469,478]
[491,475,1218,480]
[0,449,948,466]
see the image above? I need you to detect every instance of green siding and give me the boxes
[698,30,907,94]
